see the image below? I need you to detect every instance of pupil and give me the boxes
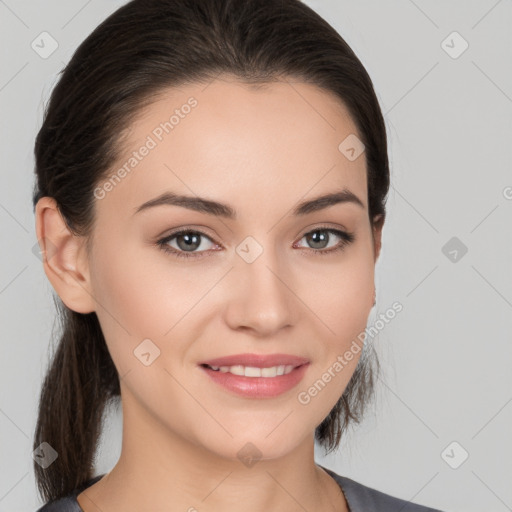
[178,233,200,251]
[308,230,328,249]
[175,230,330,252]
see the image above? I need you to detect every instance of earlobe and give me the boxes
[35,196,96,314]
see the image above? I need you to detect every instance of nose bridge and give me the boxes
[224,236,298,335]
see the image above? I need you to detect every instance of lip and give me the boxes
[199,353,310,368]
[199,362,310,398]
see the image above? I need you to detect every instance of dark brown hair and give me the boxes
[32,0,390,503]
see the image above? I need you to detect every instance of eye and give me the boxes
[156,226,355,260]
[294,226,355,256]
[156,229,219,259]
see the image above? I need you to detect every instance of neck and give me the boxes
[77,387,348,512]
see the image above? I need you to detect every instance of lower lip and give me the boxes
[199,363,310,398]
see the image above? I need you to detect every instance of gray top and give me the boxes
[36,465,447,511]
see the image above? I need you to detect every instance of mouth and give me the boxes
[198,361,310,398]
[200,362,306,378]
[198,352,309,369]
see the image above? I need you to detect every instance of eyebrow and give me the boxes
[133,188,365,219]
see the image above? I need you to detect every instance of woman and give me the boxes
[32,0,447,510]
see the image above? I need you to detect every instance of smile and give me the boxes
[203,364,296,377]
[199,362,310,398]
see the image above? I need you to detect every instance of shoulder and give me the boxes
[34,474,105,512]
[320,465,448,512]
[34,496,82,512]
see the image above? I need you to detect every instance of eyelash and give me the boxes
[156,226,355,260]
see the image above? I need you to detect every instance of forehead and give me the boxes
[95,76,368,220]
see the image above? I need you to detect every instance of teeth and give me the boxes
[207,364,296,377]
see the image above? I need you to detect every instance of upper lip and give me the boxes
[199,353,310,368]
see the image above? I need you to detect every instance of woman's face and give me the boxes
[85,76,382,462]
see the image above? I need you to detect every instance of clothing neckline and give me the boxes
[72,466,354,512]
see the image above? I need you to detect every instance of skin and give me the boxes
[36,75,383,512]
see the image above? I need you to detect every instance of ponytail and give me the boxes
[32,300,119,502]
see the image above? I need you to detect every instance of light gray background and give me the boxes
[1,1,511,511]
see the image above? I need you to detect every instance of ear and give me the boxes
[371,213,385,262]
[35,196,96,314]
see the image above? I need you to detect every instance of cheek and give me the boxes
[88,236,193,365]
[89,227,374,377]
[292,250,375,422]
[295,244,375,343]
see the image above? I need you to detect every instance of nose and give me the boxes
[223,250,300,337]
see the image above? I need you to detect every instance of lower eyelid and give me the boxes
[157,230,217,256]
[294,228,353,249]
[157,227,354,258]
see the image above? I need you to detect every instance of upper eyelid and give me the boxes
[162,225,349,247]
[157,226,354,260]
